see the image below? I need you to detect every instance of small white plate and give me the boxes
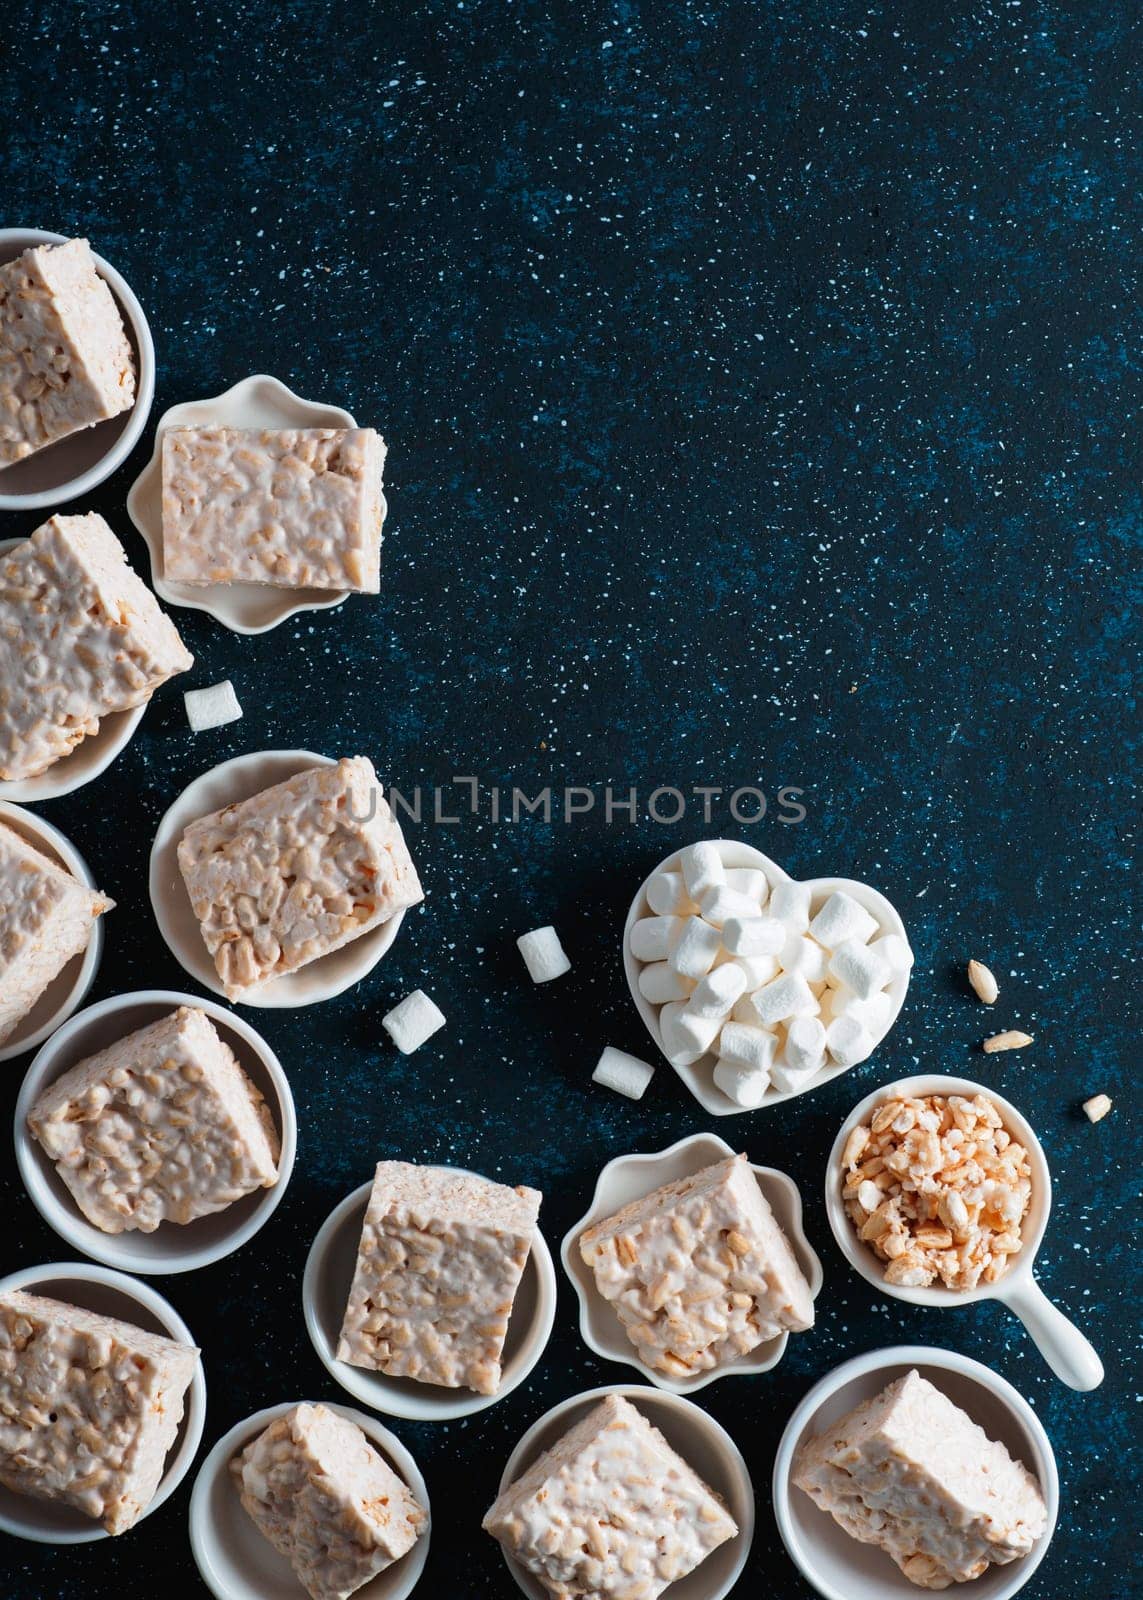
[149,749,410,1008]
[0,229,155,513]
[772,1345,1058,1600]
[303,1170,557,1421]
[0,1260,205,1543]
[188,1399,431,1600]
[494,1383,754,1600]
[623,839,910,1115]
[561,1131,822,1393]
[0,803,107,1062]
[126,373,384,635]
[14,988,297,1275]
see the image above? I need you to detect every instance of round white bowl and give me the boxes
[825,1074,1104,1391]
[188,1399,431,1600]
[0,1260,206,1543]
[14,988,297,1275]
[126,373,383,635]
[773,1344,1058,1600]
[0,228,155,513]
[495,1383,754,1600]
[150,749,409,1007]
[623,840,910,1116]
[0,804,108,1063]
[303,1170,557,1420]
[561,1131,822,1393]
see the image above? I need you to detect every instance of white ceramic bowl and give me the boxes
[0,1260,205,1543]
[303,1169,557,1420]
[623,840,910,1116]
[0,228,155,513]
[188,1399,431,1600]
[150,749,410,1007]
[0,804,107,1063]
[773,1344,1058,1600]
[495,1383,754,1600]
[561,1131,822,1393]
[126,373,383,635]
[14,989,297,1274]
[826,1074,1104,1391]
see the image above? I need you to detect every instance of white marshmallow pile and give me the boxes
[631,846,912,1107]
[183,679,243,732]
[517,925,572,984]
[382,989,446,1054]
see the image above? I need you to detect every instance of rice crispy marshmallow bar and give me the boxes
[792,1369,1048,1590]
[579,1153,814,1379]
[28,1005,280,1234]
[0,821,113,1045]
[0,238,136,468]
[0,1290,199,1534]
[483,1393,737,1600]
[161,427,386,592]
[231,1402,426,1600]
[176,756,422,1000]
[337,1162,542,1395]
[0,512,193,782]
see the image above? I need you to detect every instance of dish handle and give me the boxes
[995,1275,1104,1391]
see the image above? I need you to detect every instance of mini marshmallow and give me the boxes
[809,889,879,950]
[734,952,780,989]
[769,1058,820,1095]
[659,1002,703,1068]
[697,885,763,928]
[517,926,572,983]
[713,1059,768,1108]
[725,866,769,906]
[382,990,446,1054]
[592,1046,655,1100]
[784,1014,827,1076]
[678,841,725,900]
[717,1021,777,1074]
[646,871,697,916]
[668,915,722,978]
[629,915,682,962]
[825,1013,875,1067]
[689,963,749,1018]
[637,962,695,1004]
[779,932,828,983]
[749,972,818,1025]
[672,1004,722,1057]
[827,939,891,1002]
[869,932,914,973]
[722,916,786,957]
[184,678,243,732]
[851,990,894,1034]
[769,879,812,931]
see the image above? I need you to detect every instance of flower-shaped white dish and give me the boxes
[0,228,155,514]
[0,803,107,1063]
[303,1170,557,1421]
[14,988,297,1275]
[772,1344,1058,1600]
[0,1260,206,1544]
[624,839,910,1116]
[494,1383,754,1600]
[826,1075,1103,1391]
[126,373,383,635]
[188,1399,431,1600]
[0,537,147,803]
[150,749,410,1007]
[561,1131,822,1393]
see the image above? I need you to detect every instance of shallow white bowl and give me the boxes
[126,373,384,635]
[825,1074,1103,1391]
[0,228,155,513]
[150,749,409,1007]
[14,989,297,1275]
[0,1260,205,1543]
[303,1169,557,1420]
[623,839,910,1116]
[0,804,108,1063]
[561,1131,822,1393]
[188,1399,431,1600]
[494,1383,754,1600]
[772,1344,1058,1600]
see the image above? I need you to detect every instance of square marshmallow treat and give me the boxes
[0,513,193,782]
[792,1368,1048,1588]
[0,1290,198,1535]
[231,1402,426,1600]
[0,238,135,468]
[176,756,422,1000]
[27,1005,280,1234]
[161,427,386,592]
[579,1153,814,1379]
[337,1161,541,1395]
[0,821,113,1045]
[483,1393,737,1600]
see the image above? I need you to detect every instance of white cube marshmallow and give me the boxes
[825,1013,875,1067]
[668,916,722,978]
[184,679,243,732]
[779,932,828,983]
[697,885,763,928]
[769,879,812,931]
[646,870,696,916]
[783,1014,827,1075]
[592,1047,655,1100]
[382,990,446,1054]
[689,963,749,1018]
[678,842,725,899]
[769,1057,822,1095]
[851,990,894,1034]
[659,1001,702,1067]
[629,915,682,962]
[869,932,914,973]
[734,952,779,989]
[809,890,879,950]
[750,972,818,1025]
[717,1022,777,1074]
[722,916,786,957]
[713,1059,768,1108]
[827,939,891,1001]
[725,866,769,906]
[517,925,572,983]
[673,1004,722,1057]
[637,962,695,1004]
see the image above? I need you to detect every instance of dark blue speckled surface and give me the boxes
[2,3,1140,1597]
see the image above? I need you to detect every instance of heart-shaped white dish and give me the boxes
[623,840,910,1116]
